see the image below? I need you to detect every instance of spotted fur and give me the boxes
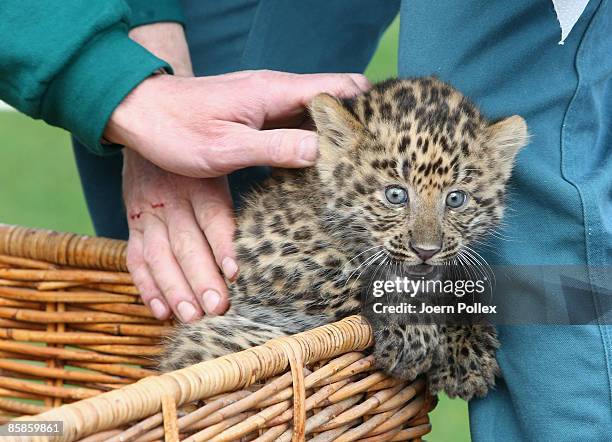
[159,77,528,401]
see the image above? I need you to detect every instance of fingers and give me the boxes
[141,212,204,322]
[165,198,231,316]
[255,71,371,121]
[126,229,170,320]
[198,71,371,174]
[128,197,233,320]
[208,126,320,172]
[191,177,237,279]
[123,150,236,320]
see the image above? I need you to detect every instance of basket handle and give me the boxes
[0,224,127,272]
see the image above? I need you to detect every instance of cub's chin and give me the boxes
[403,265,453,283]
[403,263,437,277]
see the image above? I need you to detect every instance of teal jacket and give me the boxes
[0,0,183,155]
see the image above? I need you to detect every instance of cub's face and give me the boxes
[310,78,528,269]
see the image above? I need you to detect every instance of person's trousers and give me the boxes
[73,0,611,440]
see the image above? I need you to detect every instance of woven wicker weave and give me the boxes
[0,224,435,441]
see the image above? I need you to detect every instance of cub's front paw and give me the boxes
[428,325,500,400]
[372,324,442,382]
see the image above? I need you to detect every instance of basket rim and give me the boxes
[14,316,374,441]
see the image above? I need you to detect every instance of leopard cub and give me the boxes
[159,77,528,401]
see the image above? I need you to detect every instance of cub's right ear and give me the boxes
[485,115,529,161]
[309,93,365,149]
[484,115,529,180]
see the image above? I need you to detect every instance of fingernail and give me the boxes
[203,290,221,315]
[222,257,238,280]
[150,298,168,319]
[177,301,197,322]
[299,136,319,163]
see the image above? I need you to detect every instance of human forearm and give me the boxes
[129,22,193,76]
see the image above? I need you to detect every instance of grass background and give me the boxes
[0,17,470,441]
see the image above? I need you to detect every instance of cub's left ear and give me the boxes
[309,93,365,149]
[485,115,529,163]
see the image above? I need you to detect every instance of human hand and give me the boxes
[104,70,370,177]
[122,23,233,322]
[123,149,235,321]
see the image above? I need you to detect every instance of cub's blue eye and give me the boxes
[385,186,408,205]
[446,190,467,209]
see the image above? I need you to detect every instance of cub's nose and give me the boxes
[409,241,442,262]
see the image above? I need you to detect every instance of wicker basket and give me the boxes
[0,224,435,441]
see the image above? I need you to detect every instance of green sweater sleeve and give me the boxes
[126,0,185,28]
[0,0,171,155]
